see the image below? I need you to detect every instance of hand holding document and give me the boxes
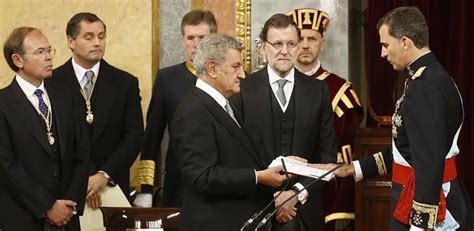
[268,156,335,181]
[80,185,131,231]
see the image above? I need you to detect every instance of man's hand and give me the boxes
[133,193,153,208]
[256,166,286,187]
[309,163,355,178]
[87,172,108,197]
[46,200,76,226]
[275,190,298,224]
[86,191,102,209]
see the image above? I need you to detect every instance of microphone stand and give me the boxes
[254,162,345,230]
[240,159,291,231]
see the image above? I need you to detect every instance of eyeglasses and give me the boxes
[23,47,56,58]
[266,41,299,51]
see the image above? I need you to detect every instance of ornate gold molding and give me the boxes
[235,0,251,72]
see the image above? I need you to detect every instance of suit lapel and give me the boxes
[292,72,313,153]
[252,69,275,157]
[59,59,88,126]
[6,80,53,155]
[62,59,83,90]
[193,88,265,168]
[91,61,116,142]
[46,83,67,158]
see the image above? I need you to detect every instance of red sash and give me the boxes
[392,157,457,224]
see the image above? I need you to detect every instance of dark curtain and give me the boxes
[366,0,405,126]
[367,0,474,206]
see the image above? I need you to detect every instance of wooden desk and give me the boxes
[353,128,392,231]
[99,207,180,231]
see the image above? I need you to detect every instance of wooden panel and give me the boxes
[363,183,391,230]
[354,127,391,231]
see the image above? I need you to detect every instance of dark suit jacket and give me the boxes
[172,87,273,231]
[140,62,196,205]
[49,59,144,197]
[231,67,337,230]
[0,79,89,231]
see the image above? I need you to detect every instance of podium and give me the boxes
[99,207,180,231]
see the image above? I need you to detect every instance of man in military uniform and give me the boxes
[288,8,364,230]
[314,6,472,230]
[134,10,217,208]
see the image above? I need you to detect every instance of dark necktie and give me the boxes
[83,70,94,98]
[276,79,288,106]
[33,89,48,118]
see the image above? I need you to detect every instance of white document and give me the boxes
[80,185,131,231]
[268,156,334,181]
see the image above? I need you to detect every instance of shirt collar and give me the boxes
[195,78,227,109]
[72,57,101,83]
[15,74,46,98]
[300,60,321,76]
[267,66,295,84]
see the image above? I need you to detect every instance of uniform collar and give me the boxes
[186,60,197,76]
[406,51,434,77]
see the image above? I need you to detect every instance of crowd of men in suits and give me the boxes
[1,6,471,231]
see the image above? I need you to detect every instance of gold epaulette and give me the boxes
[186,59,197,76]
[411,200,438,229]
[373,152,387,176]
[315,70,331,80]
[135,160,155,189]
[411,66,426,80]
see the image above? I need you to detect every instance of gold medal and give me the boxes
[29,90,54,146]
[47,132,55,145]
[81,77,96,126]
[86,112,94,124]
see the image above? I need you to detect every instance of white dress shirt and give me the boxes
[195,78,227,110]
[72,57,100,88]
[16,74,51,113]
[301,60,321,76]
[268,67,295,112]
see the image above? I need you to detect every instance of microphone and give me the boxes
[240,159,291,231]
[254,162,345,230]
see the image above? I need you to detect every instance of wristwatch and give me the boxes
[292,183,308,204]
